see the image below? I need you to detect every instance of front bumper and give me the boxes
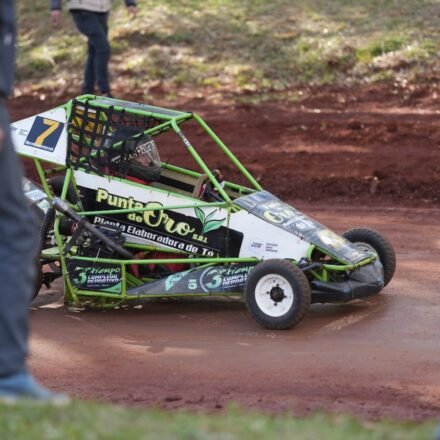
[311,259,384,303]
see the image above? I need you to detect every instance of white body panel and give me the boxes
[230,210,310,260]
[11,107,68,166]
[74,170,311,261]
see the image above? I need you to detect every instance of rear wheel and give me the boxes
[342,227,396,286]
[48,176,79,204]
[245,259,311,330]
[32,207,56,301]
[33,259,43,301]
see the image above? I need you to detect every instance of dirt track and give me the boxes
[9,84,440,420]
[30,205,440,421]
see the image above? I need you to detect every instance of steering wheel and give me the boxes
[191,169,225,202]
[192,174,209,199]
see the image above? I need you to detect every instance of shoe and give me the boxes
[435,424,440,440]
[0,372,70,405]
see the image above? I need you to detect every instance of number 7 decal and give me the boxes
[35,119,60,146]
[24,116,64,152]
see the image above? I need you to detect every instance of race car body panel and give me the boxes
[235,191,369,264]
[75,170,241,258]
[75,170,311,261]
[22,177,51,215]
[11,107,68,166]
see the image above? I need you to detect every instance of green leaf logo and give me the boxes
[205,210,216,222]
[195,207,205,224]
[195,207,225,234]
[202,219,225,234]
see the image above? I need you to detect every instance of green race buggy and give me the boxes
[13,95,396,330]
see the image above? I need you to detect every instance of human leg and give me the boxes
[71,10,111,95]
[0,104,37,378]
[0,105,69,403]
[83,41,96,94]
[95,12,111,95]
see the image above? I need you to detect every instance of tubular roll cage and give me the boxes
[32,95,375,305]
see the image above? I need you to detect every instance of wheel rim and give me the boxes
[254,274,294,318]
[355,242,378,256]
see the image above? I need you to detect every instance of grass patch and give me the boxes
[356,35,408,62]
[15,0,440,97]
[0,400,437,439]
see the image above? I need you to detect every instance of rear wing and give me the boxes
[11,106,68,166]
[10,96,188,169]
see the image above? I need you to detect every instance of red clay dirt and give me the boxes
[10,83,440,207]
[8,84,440,420]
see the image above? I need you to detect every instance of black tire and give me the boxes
[33,258,43,302]
[342,227,396,286]
[49,176,79,204]
[38,207,56,250]
[245,259,311,330]
[32,207,56,301]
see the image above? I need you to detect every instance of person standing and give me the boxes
[50,0,137,97]
[0,0,67,402]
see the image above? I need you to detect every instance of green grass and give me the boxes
[15,0,440,98]
[0,400,437,440]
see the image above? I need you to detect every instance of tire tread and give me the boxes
[342,227,396,286]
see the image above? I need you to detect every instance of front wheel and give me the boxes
[342,227,396,286]
[245,259,311,330]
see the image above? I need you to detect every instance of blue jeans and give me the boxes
[0,104,38,377]
[71,10,111,95]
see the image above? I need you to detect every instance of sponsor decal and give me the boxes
[247,239,279,256]
[316,229,347,250]
[165,269,192,292]
[199,264,254,293]
[127,263,255,296]
[194,207,225,234]
[110,139,156,164]
[265,242,279,253]
[25,189,47,202]
[24,116,64,152]
[22,179,46,202]
[68,260,122,294]
[80,186,243,257]
[177,130,192,149]
[248,239,264,256]
[235,191,369,264]
[10,125,29,137]
[22,179,51,214]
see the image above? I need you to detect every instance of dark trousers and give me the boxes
[0,104,38,377]
[71,10,111,95]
